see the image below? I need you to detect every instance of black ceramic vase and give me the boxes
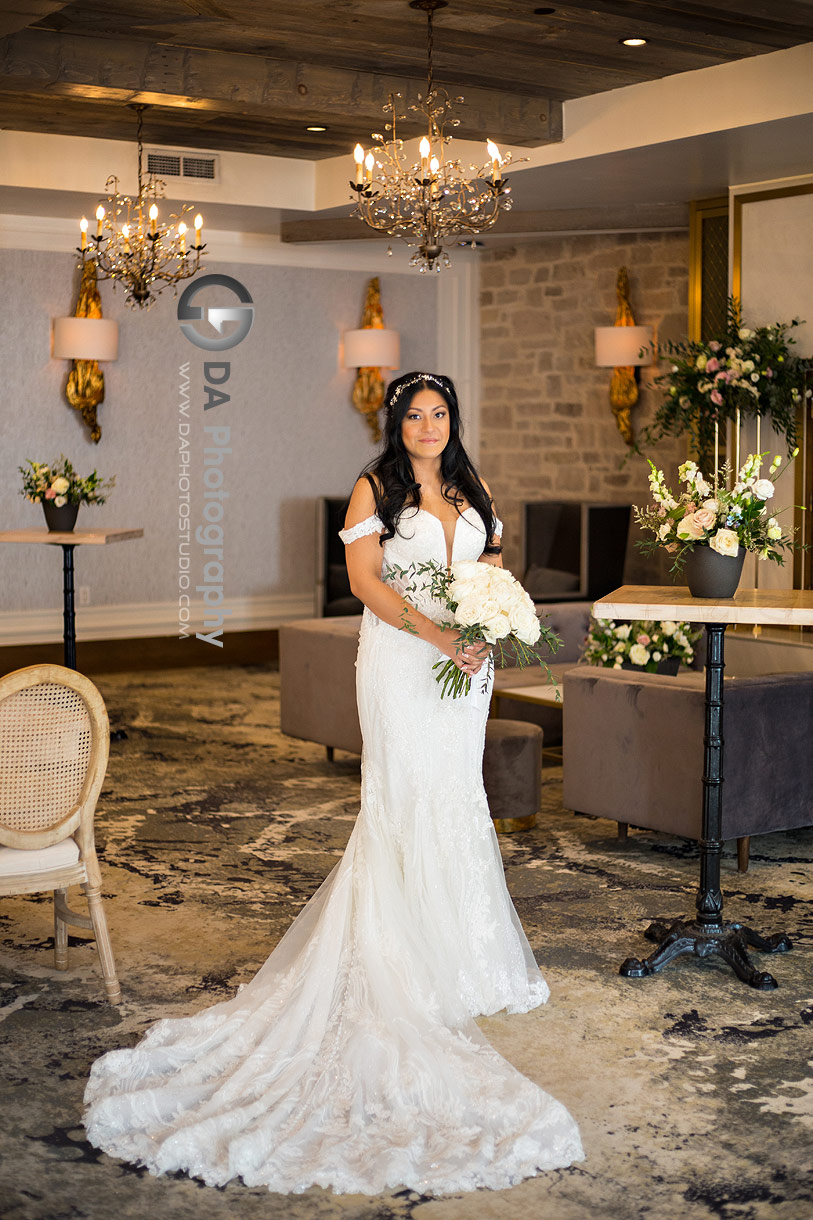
[41,500,80,533]
[684,544,745,599]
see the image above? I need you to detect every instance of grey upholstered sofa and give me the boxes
[562,665,813,869]
[279,601,590,759]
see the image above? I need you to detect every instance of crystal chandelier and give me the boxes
[77,105,206,309]
[350,0,522,272]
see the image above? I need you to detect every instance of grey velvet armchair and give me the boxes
[562,665,813,871]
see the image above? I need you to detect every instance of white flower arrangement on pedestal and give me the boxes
[634,451,797,574]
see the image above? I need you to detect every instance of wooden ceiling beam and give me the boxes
[549,0,813,45]
[0,29,562,147]
[0,1,69,39]
[280,203,690,243]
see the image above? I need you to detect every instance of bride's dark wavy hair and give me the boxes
[359,371,500,555]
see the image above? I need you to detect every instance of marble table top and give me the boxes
[594,585,813,627]
[0,528,143,546]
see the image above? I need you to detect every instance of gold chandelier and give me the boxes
[350,0,522,272]
[77,105,206,309]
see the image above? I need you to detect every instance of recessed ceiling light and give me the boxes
[620,37,647,46]
[306,125,327,132]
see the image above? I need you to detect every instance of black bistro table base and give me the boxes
[621,917,792,991]
[619,619,792,989]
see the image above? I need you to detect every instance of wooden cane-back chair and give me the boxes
[0,664,120,1003]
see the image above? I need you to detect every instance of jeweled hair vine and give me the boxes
[388,373,446,406]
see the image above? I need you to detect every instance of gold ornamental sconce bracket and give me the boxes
[52,260,119,443]
[594,267,653,447]
[342,277,400,442]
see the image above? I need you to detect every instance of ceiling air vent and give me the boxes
[146,149,218,182]
[182,155,217,180]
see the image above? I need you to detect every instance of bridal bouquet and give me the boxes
[386,559,561,698]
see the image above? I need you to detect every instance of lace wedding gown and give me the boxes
[84,506,584,1194]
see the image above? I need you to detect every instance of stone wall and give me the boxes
[478,231,688,573]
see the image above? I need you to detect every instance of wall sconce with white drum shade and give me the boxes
[594,324,653,368]
[52,317,119,363]
[342,327,400,371]
[52,259,120,444]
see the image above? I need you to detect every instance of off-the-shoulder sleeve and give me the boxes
[338,513,384,545]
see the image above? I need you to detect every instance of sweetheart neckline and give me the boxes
[405,506,479,568]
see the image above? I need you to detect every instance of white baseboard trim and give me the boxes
[0,593,315,647]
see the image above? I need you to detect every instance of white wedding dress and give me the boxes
[84,506,584,1194]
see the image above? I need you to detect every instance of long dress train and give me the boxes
[84,506,584,1194]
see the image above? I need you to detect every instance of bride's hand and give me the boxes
[444,633,490,676]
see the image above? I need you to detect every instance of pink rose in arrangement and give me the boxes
[677,512,706,541]
[709,340,721,351]
[693,508,717,530]
[636,633,650,646]
[44,488,57,500]
[710,388,724,406]
[705,357,720,373]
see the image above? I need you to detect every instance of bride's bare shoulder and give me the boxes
[344,475,381,530]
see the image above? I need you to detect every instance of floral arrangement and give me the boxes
[637,299,810,462]
[634,451,797,573]
[385,559,560,699]
[19,457,115,507]
[582,616,700,672]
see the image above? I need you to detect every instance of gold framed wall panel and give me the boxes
[689,197,728,343]
[732,180,813,604]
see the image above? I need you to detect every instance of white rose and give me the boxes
[652,651,662,662]
[701,499,719,514]
[454,598,481,627]
[478,598,500,623]
[51,476,70,495]
[629,643,650,666]
[54,495,68,507]
[449,560,480,587]
[514,612,541,646]
[753,479,775,500]
[661,621,677,636]
[614,625,631,640]
[482,611,511,644]
[767,524,783,540]
[709,528,740,558]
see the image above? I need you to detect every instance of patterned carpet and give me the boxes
[1,664,811,1220]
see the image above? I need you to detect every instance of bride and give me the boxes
[84,371,584,1195]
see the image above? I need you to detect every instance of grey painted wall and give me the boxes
[0,250,437,623]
